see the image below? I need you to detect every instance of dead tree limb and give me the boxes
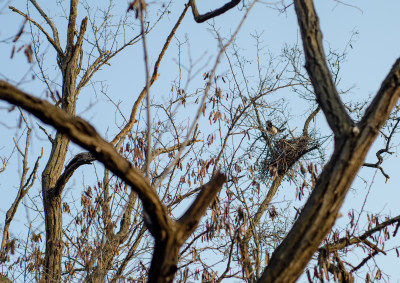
[0,80,226,283]
[189,0,241,23]
[257,1,400,282]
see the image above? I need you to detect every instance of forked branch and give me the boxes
[257,1,400,282]
[0,81,227,282]
[9,6,63,57]
[111,4,189,146]
[294,0,352,136]
[0,80,170,240]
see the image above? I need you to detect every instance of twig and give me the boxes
[29,0,61,51]
[9,6,63,56]
[111,4,189,146]
[138,2,152,177]
[155,0,257,188]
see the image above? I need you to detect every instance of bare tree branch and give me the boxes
[152,138,201,158]
[0,128,42,262]
[29,0,62,52]
[257,1,400,282]
[148,171,226,282]
[189,0,241,23]
[322,214,400,253]
[110,226,147,283]
[363,118,399,181]
[0,81,227,282]
[54,152,95,195]
[156,1,257,188]
[0,80,170,239]
[111,4,189,146]
[178,173,226,238]
[303,107,320,136]
[9,6,63,57]
[294,0,352,136]
[138,1,152,177]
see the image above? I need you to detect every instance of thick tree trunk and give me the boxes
[41,1,86,279]
[256,1,400,282]
[41,133,70,281]
[0,80,227,283]
[42,191,64,280]
[148,237,181,283]
[41,65,78,281]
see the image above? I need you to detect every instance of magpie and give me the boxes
[265,121,285,135]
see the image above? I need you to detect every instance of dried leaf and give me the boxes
[375,269,381,279]
[24,44,33,63]
[13,19,27,42]
[127,0,147,18]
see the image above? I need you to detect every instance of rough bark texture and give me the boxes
[3,1,398,281]
[148,173,227,282]
[257,1,400,282]
[85,189,137,283]
[40,0,87,279]
[0,81,227,282]
[239,175,284,282]
[0,80,170,237]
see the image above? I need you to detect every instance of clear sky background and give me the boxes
[1,0,400,282]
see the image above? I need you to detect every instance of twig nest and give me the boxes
[260,136,312,179]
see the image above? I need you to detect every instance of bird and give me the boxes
[265,121,285,135]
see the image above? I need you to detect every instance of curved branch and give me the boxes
[29,0,61,52]
[362,163,390,181]
[0,80,171,240]
[362,118,399,181]
[53,152,95,195]
[9,6,63,57]
[294,0,353,136]
[321,214,400,253]
[111,4,189,146]
[189,0,241,23]
[257,1,400,282]
[302,107,320,136]
[0,81,227,282]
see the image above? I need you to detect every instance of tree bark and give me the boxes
[257,1,400,282]
[0,80,227,282]
[40,0,87,279]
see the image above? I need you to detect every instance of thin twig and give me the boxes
[9,6,63,56]
[155,0,258,188]
[138,3,152,177]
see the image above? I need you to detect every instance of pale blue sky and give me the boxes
[1,0,400,281]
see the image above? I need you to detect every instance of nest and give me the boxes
[260,136,312,179]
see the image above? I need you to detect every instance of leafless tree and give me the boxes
[1,0,400,282]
